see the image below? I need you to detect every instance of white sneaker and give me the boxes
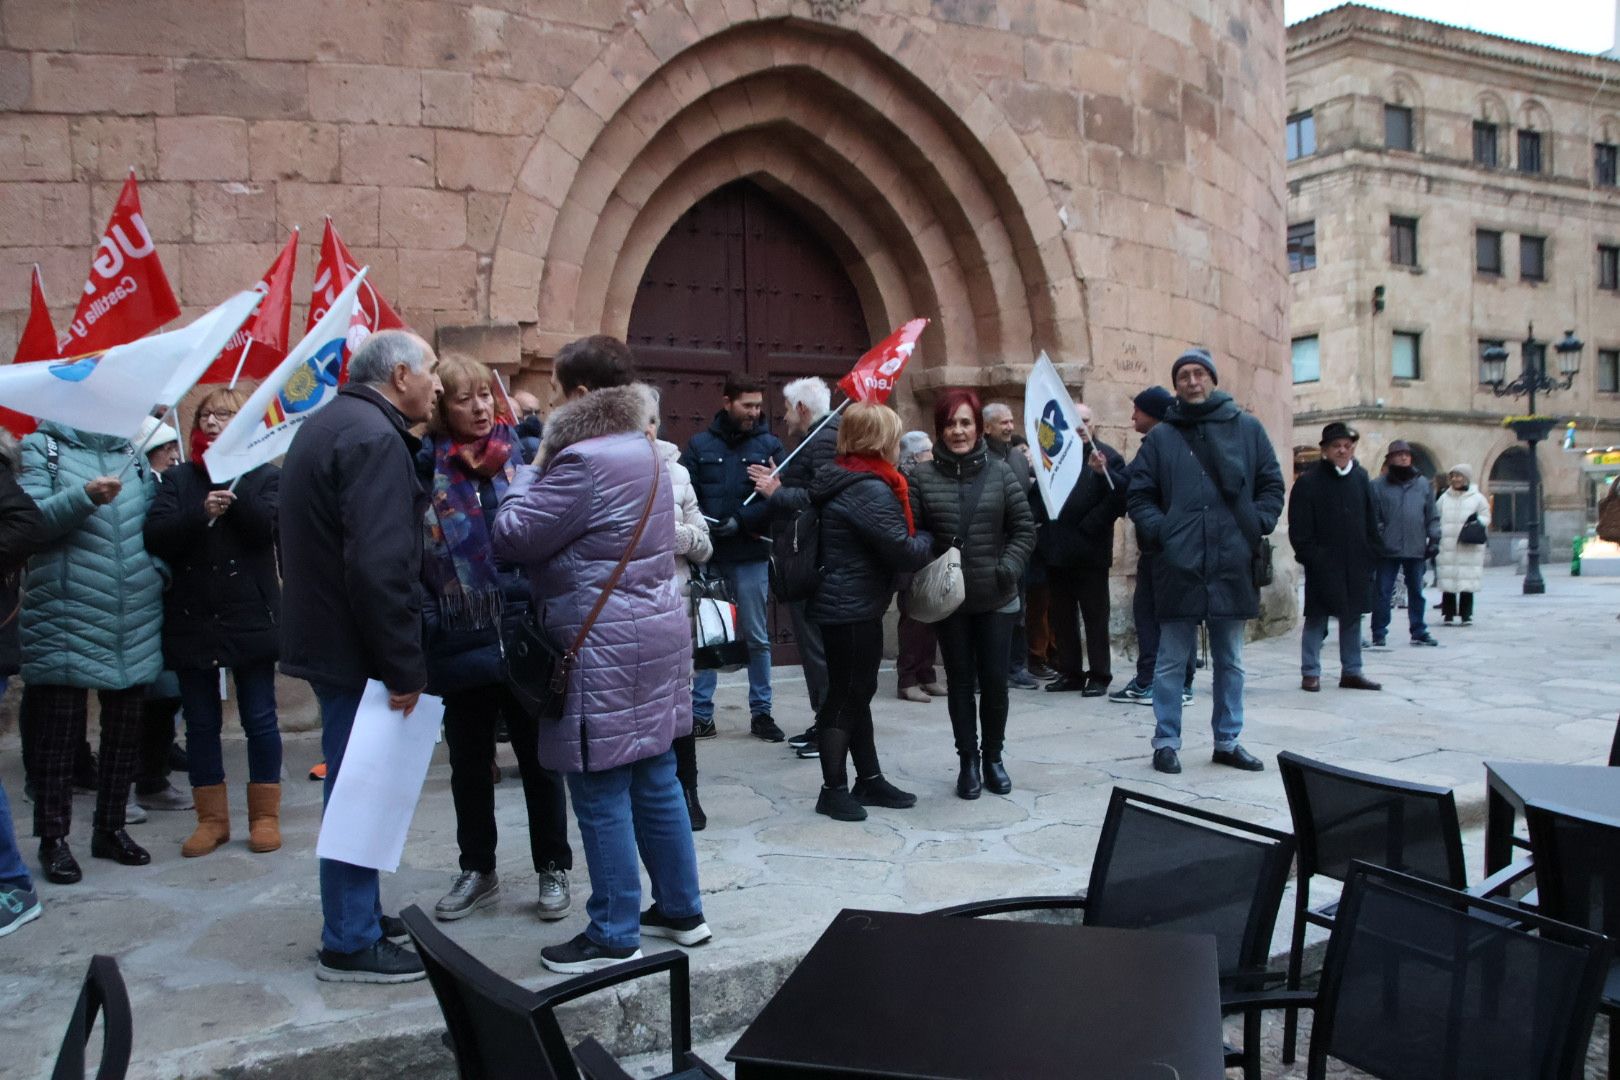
[124,798,148,825]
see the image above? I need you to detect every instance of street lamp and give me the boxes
[1482,323,1583,594]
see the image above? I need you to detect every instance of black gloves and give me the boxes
[711,516,742,539]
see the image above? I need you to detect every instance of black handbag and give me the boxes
[1458,514,1488,546]
[689,568,748,672]
[501,447,662,720]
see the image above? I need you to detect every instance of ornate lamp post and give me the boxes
[1481,324,1583,594]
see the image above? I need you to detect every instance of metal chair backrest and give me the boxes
[1523,801,1620,946]
[1309,862,1610,1080]
[1278,751,1467,888]
[50,955,132,1080]
[1084,787,1296,980]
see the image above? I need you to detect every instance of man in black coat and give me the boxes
[279,329,438,985]
[1126,348,1285,776]
[1288,423,1384,693]
[1034,401,1127,695]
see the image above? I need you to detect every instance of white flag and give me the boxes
[205,269,368,484]
[0,291,260,440]
[1025,351,1087,519]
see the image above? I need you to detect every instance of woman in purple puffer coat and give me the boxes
[494,381,708,974]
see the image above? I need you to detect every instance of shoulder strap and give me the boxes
[565,443,662,661]
[1173,423,1259,547]
[44,436,60,489]
[952,460,993,548]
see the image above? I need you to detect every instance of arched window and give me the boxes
[1488,447,1535,532]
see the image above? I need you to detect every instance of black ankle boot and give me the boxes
[40,837,82,884]
[982,755,1011,795]
[956,755,982,800]
[683,785,706,832]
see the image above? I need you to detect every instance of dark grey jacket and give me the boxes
[805,464,933,626]
[1033,438,1128,569]
[768,411,841,517]
[908,439,1037,614]
[1126,393,1285,622]
[1369,471,1439,560]
[986,435,1033,492]
[278,385,428,694]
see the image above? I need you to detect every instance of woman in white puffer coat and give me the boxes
[1434,463,1490,625]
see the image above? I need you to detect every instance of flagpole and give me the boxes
[205,475,243,529]
[118,408,175,478]
[1070,409,1115,491]
[227,336,254,389]
[741,398,850,506]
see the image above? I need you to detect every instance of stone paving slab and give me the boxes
[0,566,1614,1077]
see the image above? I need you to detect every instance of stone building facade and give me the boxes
[1286,5,1620,557]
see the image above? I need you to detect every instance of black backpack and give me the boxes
[770,503,822,602]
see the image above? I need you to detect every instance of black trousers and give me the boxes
[1440,592,1475,620]
[19,685,95,787]
[936,609,1014,758]
[443,683,572,875]
[815,619,885,789]
[28,683,147,839]
[1048,565,1113,683]
[136,695,181,794]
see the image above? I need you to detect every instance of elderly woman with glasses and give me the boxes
[144,387,286,858]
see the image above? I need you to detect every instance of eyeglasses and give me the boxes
[199,410,236,422]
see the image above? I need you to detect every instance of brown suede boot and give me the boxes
[246,783,282,853]
[182,784,230,857]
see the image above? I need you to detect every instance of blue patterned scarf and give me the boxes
[422,424,518,630]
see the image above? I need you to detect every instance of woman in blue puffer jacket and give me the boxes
[19,420,166,883]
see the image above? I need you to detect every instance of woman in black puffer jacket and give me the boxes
[908,388,1036,800]
[806,403,933,822]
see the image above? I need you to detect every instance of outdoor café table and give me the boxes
[726,907,1225,1080]
[1484,761,1620,873]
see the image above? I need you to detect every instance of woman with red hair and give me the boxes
[908,389,1036,799]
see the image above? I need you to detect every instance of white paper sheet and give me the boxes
[315,680,445,873]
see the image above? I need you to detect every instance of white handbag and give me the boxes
[905,547,966,623]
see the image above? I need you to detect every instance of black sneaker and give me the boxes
[540,933,642,974]
[1410,633,1439,647]
[316,938,426,984]
[793,729,820,759]
[640,904,712,946]
[691,718,717,740]
[787,727,816,749]
[851,775,917,809]
[815,786,867,821]
[1369,637,1387,648]
[1080,678,1109,698]
[1107,679,1152,704]
[749,714,785,742]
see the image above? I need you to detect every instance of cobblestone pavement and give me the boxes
[1,565,1614,1077]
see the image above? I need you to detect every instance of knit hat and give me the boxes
[1171,348,1218,385]
[1385,439,1412,459]
[1448,463,1474,484]
[137,416,179,453]
[1132,386,1174,421]
[1319,421,1358,446]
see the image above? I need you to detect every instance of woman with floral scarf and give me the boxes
[417,358,572,923]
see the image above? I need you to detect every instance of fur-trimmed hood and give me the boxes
[539,384,653,463]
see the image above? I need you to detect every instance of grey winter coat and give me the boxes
[494,386,690,775]
[1126,392,1285,622]
[1370,471,1440,560]
[908,439,1037,614]
[19,421,166,690]
[806,464,934,626]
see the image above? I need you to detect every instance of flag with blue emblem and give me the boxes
[1025,351,1086,519]
[205,269,369,484]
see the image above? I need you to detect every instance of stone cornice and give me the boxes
[1295,404,1620,430]
[1287,150,1620,220]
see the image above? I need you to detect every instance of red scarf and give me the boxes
[189,425,213,466]
[451,429,512,479]
[836,453,914,535]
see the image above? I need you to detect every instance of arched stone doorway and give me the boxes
[1489,446,1535,533]
[628,180,869,449]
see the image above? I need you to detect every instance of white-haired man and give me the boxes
[280,329,440,983]
[750,375,840,758]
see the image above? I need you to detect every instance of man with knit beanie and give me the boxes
[1127,349,1285,774]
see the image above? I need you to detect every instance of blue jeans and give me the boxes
[180,662,283,787]
[1372,557,1428,642]
[691,559,772,720]
[314,684,382,955]
[565,749,703,950]
[0,677,31,892]
[1152,620,1246,752]
[1301,614,1364,677]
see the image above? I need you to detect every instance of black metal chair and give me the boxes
[400,906,724,1080]
[1523,800,1620,1080]
[50,955,132,1080]
[931,786,1295,1079]
[1226,861,1611,1080]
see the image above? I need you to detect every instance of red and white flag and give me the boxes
[306,218,406,338]
[837,318,928,405]
[198,229,299,386]
[58,173,181,357]
[2,266,62,435]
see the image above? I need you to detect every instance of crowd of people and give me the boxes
[0,333,1512,987]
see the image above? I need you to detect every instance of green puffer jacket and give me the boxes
[908,439,1037,614]
[18,421,165,690]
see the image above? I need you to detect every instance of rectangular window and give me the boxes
[1599,349,1620,393]
[1475,229,1502,275]
[1478,339,1505,385]
[1600,245,1619,289]
[1597,143,1618,186]
[1287,220,1317,272]
[1292,335,1321,384]
[1392,332,1421,380]
[1473,121,1498,167]
[1286,111,1316,161]
[1389,216,1418,267]
[1520,235,1546,282]
[1517,130,1542,173]
[1384,105,1414,151]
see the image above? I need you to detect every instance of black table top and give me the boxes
[1485,762,1620,822]
[727,908,1225,1080]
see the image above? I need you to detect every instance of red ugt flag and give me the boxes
[837,318,928,405]
[306,218,406,337]
[2,265,61,436]
[197,229,299,385]
[58,173,180,357]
